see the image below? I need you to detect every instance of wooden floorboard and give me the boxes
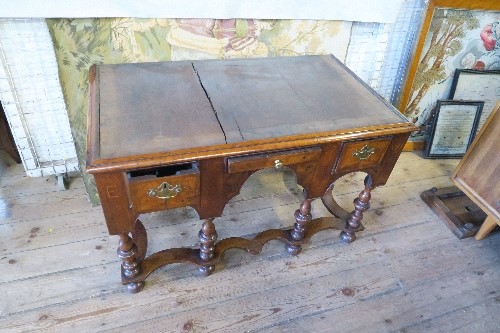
[0,150,498,332]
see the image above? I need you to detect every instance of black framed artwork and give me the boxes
[425,100,483,158]
[449,69,500,132]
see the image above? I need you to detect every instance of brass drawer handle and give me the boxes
[147,182,182,200]
[274,159,283,170]
[353,145,376,161]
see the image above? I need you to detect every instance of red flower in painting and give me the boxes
[480,23,496,51]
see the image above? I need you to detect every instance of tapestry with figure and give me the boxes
[46,18,351,204]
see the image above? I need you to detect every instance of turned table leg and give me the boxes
[287,199,313,255]
[117,232,145,293]
[199,218,217,276]
[340,175,372,243]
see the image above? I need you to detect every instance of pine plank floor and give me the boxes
[0,150,499,333]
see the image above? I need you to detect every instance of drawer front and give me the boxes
[129,171,200,213]
[335,137,391,173]
[227,147,322,174]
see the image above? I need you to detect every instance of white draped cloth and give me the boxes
[1,0,403,24]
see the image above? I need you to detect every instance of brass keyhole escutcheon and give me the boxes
[274,159,283,170]
[147,182,182,200]
[353,145,375,161]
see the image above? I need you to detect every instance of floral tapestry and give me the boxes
[404,9,500,140]
[46,18,352,204]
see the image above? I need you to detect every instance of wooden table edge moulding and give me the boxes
[86,55,418,293]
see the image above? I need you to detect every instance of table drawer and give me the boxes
[335,137,391,173]
[128,163,200,213]
[227,147,322,174]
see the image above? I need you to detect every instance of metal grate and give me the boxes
[0,19,78,178]
[345,0,426,106]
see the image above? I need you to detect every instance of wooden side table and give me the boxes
[452,101,500,240]
[86,55,417,292]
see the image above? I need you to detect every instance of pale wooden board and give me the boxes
[3,222,498,332]
[453,103,500,222]
[0,153,454,286]
[111,240,500,333]
[0,172,85,199]
[0,220,448,328]
[0,192,93,224]
[0,170,454,283]
[0,151,499,332]
[0,180,438,286]
[258,260,500,333]
[0,193,438,316]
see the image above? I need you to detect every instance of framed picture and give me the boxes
[425,100,483,158]
[398,0,500,149]
[449,69,500,131]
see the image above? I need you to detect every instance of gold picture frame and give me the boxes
[398,0,500,150]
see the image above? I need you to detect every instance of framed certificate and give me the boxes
[449,69,500,132]
[425,100,483,158]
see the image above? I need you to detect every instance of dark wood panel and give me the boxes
[335,137,392,173]
[96,62,226,159]
[128,171,200,214]
[227,147,321,173]
[93,171,137,235]
[193,55,408,143]
[0,101,21,163]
